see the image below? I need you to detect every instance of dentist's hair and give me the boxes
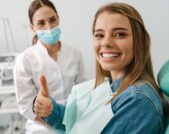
[93,2,169,121]
[28,0,58,45]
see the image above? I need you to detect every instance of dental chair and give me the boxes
[157,60,169,134]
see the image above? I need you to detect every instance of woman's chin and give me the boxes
[101,64,115,72]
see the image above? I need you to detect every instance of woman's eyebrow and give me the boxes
[112,27,128,31]
[94,27,128,33]
[94,29,104,33]
[49,16,57,20]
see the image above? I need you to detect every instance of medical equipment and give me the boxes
[1,94,17,109]
[0,113,26,134]
[0,18,19,87]
[0,53,18,87]
[0,18,26,134]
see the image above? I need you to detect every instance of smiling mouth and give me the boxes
[100,52,121,60]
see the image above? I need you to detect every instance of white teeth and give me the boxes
[102,53,113,58]
[102,53,120,59]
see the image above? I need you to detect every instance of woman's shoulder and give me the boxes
[132,82,162,108]
[117,82,162,105]
[15,45,38,67]
[17,46,34,58]
[105,82,164,134]
[112,82,163,119]
[61,43,81,56]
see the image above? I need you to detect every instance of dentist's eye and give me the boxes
[37,21,45,27]
[49,18,57,24]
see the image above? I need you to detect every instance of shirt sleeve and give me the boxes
[14,54,37,120]
[101,89,163,134]
[43,98,66,131]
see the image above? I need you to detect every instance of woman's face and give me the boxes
[31,6,59,31]
[94,12,134,80]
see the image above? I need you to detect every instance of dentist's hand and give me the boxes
[34,75,53,119]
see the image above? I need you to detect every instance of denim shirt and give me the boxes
[44,78,164,134]
[101,78,164,134]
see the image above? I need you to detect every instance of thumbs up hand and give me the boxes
[34,75,53,118]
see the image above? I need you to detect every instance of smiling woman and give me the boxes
[93,12,133,80]
[32,2,169,134]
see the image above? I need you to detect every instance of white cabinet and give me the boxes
[0,85,26,134]
[0,53,19,115]
[0,53,26,134]
[0,86,18,114]
[0,86,26,134]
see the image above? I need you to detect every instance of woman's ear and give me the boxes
[29,24,36,32]
[57,15,60,25]
[58,16,60,24]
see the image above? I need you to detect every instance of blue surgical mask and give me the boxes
[36,25,61,45]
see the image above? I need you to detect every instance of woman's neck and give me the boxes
[43,41,61,60]
[110,71,125,81]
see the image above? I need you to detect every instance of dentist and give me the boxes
[14,0,86,134]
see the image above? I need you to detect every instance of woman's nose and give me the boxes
[45,23,53,30]
[101,35,114,47]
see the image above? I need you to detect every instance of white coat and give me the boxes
[14,40,86,134]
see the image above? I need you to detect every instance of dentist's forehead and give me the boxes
[32,6,57,21]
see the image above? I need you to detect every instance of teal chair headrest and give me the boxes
[157,60,169,134]
[158,60,169,96]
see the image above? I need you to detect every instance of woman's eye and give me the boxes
[114,32,127,38]
[37,21,45,26]
[94,33,104,39]
[50,18,57,24]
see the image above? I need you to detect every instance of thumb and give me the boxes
[39,75,49,97]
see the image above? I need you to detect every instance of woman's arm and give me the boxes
[14,54,37,120]
[34,75,66,131]
[43,98,66,130]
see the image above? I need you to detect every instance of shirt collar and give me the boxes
[109,76,124,92]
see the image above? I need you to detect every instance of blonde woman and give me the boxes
[34,2,168,134]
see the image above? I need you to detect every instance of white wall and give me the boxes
[0,0,169,79]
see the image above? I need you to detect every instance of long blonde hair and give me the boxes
[93,2,168,119]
